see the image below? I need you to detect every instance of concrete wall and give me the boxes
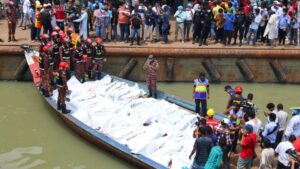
[2,46,300,83]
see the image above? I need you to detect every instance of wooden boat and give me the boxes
[23,47,226,169]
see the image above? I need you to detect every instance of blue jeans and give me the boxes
[119,23,129,41]
[19,11,24,26]
[96,25,103,38]
[112,24,117,40]
[247,28,258,46]
[36,28,41,40]
[131,29,140,40]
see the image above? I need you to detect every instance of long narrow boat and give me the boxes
[23,47,225,169]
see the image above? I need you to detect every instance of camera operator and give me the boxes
[275,135,297,169]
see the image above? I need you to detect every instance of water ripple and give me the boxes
[0,146,45,169]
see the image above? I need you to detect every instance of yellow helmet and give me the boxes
[207,108,215,117]
[36,3,42,9]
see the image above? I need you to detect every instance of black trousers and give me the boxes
[223,30,233,45]
[193,24,202,42]
[279,28,287,45]
[195,99,207,116]
[275,130,284,148]
[257,25,266,42]
[215,27,224,43]
[234,26,244,43]
[277,161,290,169]
[200,26,210,44]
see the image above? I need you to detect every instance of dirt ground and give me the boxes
[0,18,296,50]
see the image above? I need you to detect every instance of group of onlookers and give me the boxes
[3,0,300,47]
[189,81,300,169]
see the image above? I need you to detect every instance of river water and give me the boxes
[0,81,299,169]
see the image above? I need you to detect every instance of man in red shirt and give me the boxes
[206,108,219,130]
[237,124,257,169]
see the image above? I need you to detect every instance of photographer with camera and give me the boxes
[275,135,297,169]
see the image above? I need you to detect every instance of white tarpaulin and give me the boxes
[51,75,198,168]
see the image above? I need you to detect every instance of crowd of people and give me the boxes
[190,72,300,169]
[3,0,300,47]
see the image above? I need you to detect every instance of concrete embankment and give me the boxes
[1,45,300,83]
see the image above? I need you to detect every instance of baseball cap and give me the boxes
[243,124,253,133]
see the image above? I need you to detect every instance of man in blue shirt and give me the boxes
[278,7,290,45]
[262,113,279,149]
[223,8,235,46]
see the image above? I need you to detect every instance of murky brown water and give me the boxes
[0,81,299,169]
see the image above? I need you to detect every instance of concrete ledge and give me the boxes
[1,45,300,58]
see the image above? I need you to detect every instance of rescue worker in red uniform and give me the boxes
[55,62,71,114]
[53,0,65,30]
[143,55,159,99]
[40,34,50,54]
[92,37,106,80]
[82,38,94,80]
[51,31,61,71]
[73,43,85,82]
[40,44,52,97]
[59,37,71,79]
[5,1,18,42]
[193,72,210,116]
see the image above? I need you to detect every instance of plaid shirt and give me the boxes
[214,124,232,145]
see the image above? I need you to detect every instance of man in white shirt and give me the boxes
[275,104,288,147]
[246,111,262,136]
[22,0,31,30]
[284,108,300,140]
[275,135,296,169]
[247,8,262,46]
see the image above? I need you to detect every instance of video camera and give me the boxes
[286,149,300,169]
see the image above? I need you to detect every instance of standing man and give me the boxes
[56,61,71,114]
[22,0,30,30]
[53,0,65,30]
[247,8,262,46]
[144,5,155,43]
[5,1,18,42]
[174,5,185,43]
[41,4,52,34]
[152,2,162,42]
[118,3,131,43]
[193,72,209,117]
[74,5,88,40]
[233,7,246,46]
[199,4,212,46]
[223,8,235,46]
[184,3,193,42]
[143,55,159,98]
[284,108,300,139]
[275,104,288,147]
[275,135,297,169]
[92,37,106,80]
[278,7,290,46]
[189,127,213,169]
[237,124,257,169]
[59,37,71,79]
[262,113,279,148]
[130,9,142,46]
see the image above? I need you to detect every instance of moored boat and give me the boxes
[23,48,226,169]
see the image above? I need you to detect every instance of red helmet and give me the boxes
[59,61,69,70]
[8,1,14,6]
[66,27,73,33]
[51,31,58,38]
[61,37,69,43]
[95,37,102,44]
[41,34,49,40]
[43,45,51,54]
[53,26,60,32]
[82,54,88,61]
[85,38,92,44]
[234,85,243,94]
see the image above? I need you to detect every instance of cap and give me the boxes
[243,124,253,133]
[224,85,232,91]
[290,107,300,116]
